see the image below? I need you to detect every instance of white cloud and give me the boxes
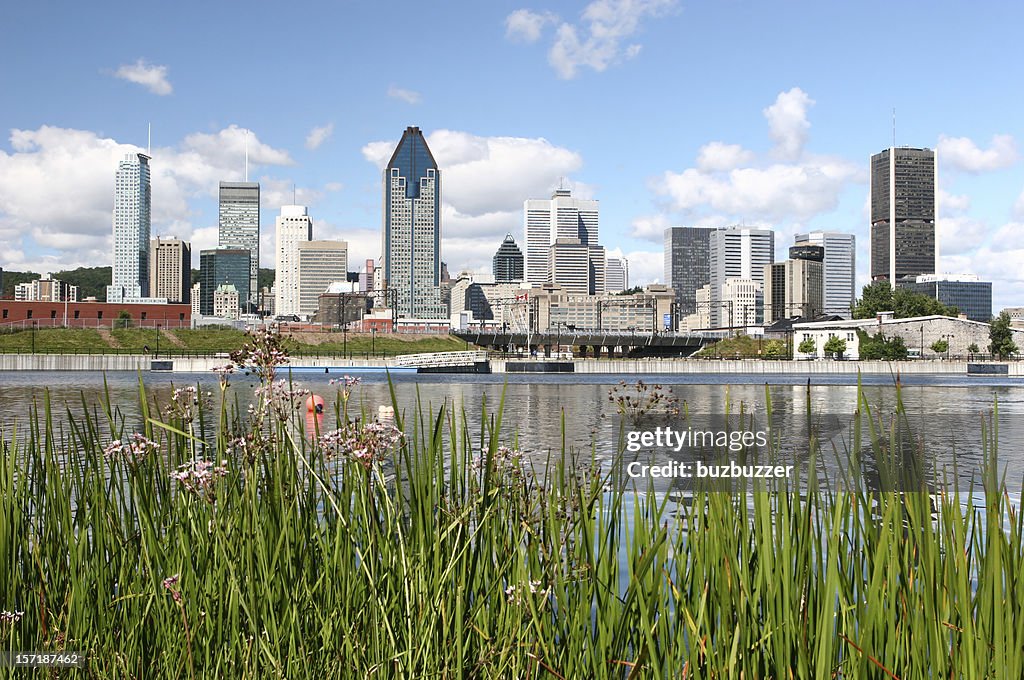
[0,124,294,270]
[509,0,676,79]
[621,249,663,286]
[659,158,860,223]
[937,216,989,256]
[305,123,334,150]
[363,130,583,220]
[112,59,173,96]
[387,86,421,104]
[990,221,1024,251]
[652,89,860,228]
[763,87,814,160]
[937,188,970,214]
[937,134,1017,173]
[258,179,324,209]
[629,214,670,241]
[1015,187,1024,218]
[505,9,558,43]
[696,142,756,172]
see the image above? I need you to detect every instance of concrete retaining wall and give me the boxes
[1,354,1022,377]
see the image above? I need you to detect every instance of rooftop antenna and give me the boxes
[892,107,896,148]
[147,122,151,156]
[293,183,296,204]
[244,129,249,181]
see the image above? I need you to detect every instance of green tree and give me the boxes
[116,310,132,329]
[857,330,909,360]
[853,281,959,319]
[823,335,847,359]
[967,342,980,356]
[930,339,949,356]
[797,337,816,356]
[762,339,787,359]
[989,312,1019,359]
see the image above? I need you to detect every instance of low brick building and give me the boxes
[0,300,192,329]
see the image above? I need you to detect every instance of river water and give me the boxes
[2,370,1023,493]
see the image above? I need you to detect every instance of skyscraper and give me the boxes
[524,189,599,286]
[709,227,774,327]
[763,245,824,322]
[870,147,936,282]
[492,233,524,282]
[297,240,348,317]
[382,126,444,318]
[108,152,151,303]
[150,238,192,305]
[605,257,629,293]
[199,248,250,316]
[664,226,715,319]
[274,205,313,316]
[794,231,855,318]
[218,181,260,310]
[547,238,605,294]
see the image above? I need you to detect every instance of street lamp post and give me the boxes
[372,327,376,357]
[155,323,161,359]
[31,321,37,354]
[343,323,348,360]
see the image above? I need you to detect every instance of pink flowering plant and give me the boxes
[318,421,404,469]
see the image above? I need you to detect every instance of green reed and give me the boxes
[0,366,1022,678]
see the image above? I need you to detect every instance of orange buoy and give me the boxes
[305,394,326,438]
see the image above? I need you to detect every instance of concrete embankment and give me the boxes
[1,353,1022,377]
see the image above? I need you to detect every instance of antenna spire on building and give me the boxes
[892,107,896,148]
[147,122,152,156]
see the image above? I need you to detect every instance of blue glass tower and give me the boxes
[383,126,444,318]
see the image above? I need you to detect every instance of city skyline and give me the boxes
[2,2,1024,311]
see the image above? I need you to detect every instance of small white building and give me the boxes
[792,313,1024,360]
[213,283,240,320]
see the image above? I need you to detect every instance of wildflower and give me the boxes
[0,610,24,624]
[170,459,229,502]
[103,433,158,463]
[162,574,183,603]
[254,378,311,421]
[166,385,204,422]
[318,421,404,468]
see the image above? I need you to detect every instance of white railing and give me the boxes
[390,351,489,368]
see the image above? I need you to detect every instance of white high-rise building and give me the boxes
[218,181,260,309]
[606,257,629,293]
[107,152,151,303]
[794,231,856,318]
[274,205,313,316]
[709,227,774,327]
[524,189,599,286]
[548,238,605,295]
[297,240,348,318]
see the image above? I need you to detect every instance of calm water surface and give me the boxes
[2,370,1024,492]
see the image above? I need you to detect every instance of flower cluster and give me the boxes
[170,458,229,502]
[102,433,159,463]
[607,380,680,425]
[318,421,404,468]
[229,329,290,381]
[504,580,549,605]
[162,574,183,603]
[0,609,24,624]
[328,375,362,388]
[165,385,211,422]
[472,446,525,478]
[253,379,311,421]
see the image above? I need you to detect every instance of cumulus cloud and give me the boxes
[387,86,421,104]
[505,9,559,42]
[937,134,1017,173]
[763,88,814,160]
[937,188,970,214]
[508,0,676,79]
[112,59,173,96]
[0,124,293,270]
[937,216,990,256]
[696,142,756,172]
[305,123,334,150]
[363,129,583,220]
[629,214,670,241]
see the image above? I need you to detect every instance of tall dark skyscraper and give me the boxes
[664,226,715,317]
[870,147,936,282]
[492,233,524,282]
[218,181,260,309]
[383,126,444,318]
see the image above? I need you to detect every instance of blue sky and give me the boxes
[2,1,1023,310]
